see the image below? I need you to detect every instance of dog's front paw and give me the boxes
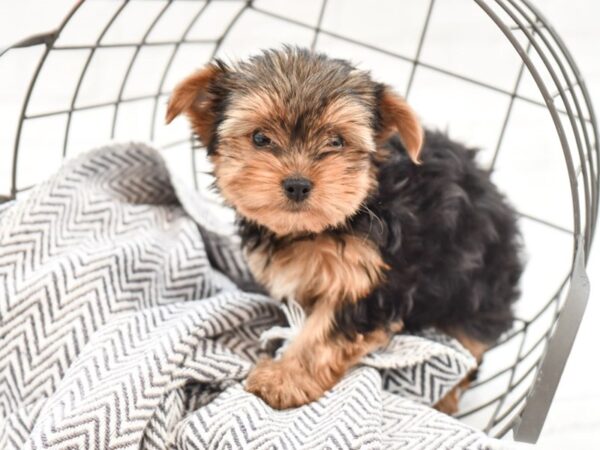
[245,358,324,409]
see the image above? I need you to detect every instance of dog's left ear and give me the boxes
[165,62,227,148]
[376,86,423,164]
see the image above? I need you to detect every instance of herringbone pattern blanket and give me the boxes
[0,143,489,449]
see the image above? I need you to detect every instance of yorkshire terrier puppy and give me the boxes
[166,47,522,413]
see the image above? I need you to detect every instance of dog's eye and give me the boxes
[252,131,271,147]
[328,135,344,148]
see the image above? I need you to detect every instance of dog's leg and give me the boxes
[434,371,476,415]
[434,331,489,415]
[244,233,393,408]
[245,301,395,409]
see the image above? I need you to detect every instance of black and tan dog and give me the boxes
[166,47,522,413]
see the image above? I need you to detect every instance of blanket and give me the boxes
[0,143,491,449]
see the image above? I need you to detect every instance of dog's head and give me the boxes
[166,47,422,236]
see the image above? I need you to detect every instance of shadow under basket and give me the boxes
[0,0,598,443]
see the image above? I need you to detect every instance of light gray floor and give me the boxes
[0,1,598,448]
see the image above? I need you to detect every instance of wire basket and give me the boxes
[0,0,597,443]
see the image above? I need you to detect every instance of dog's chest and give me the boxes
[244,233,387,306]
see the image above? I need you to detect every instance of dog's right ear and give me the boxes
[165,63,227,147]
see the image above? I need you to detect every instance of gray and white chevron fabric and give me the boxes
[0,143,491,449]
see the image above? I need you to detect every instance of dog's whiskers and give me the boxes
[359,203,384,240]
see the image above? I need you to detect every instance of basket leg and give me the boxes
[513,236,590,443]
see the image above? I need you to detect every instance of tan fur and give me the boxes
[245,233,393,409]
[218,94,375,152]
[165,64,224,146]
[246,301,397,409]
[320,98,376,153]
[434,330,490,415]
[211,95,377,236]
[246,233,388,307]
[218,90,285,139]
[377,88,423,164]
[434,376,472,415]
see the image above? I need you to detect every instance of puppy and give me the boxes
[166,47,522,412]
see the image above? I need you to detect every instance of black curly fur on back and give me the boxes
[240,130,522,344]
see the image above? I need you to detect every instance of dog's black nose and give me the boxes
[282,177,313,202]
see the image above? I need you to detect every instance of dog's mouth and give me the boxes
[283,202,310,213]
[246,201,332,235]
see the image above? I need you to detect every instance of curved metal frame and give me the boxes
[0,0,597,443]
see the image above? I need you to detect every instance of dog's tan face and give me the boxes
[211,84,384,236]
[166,49,422,236]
